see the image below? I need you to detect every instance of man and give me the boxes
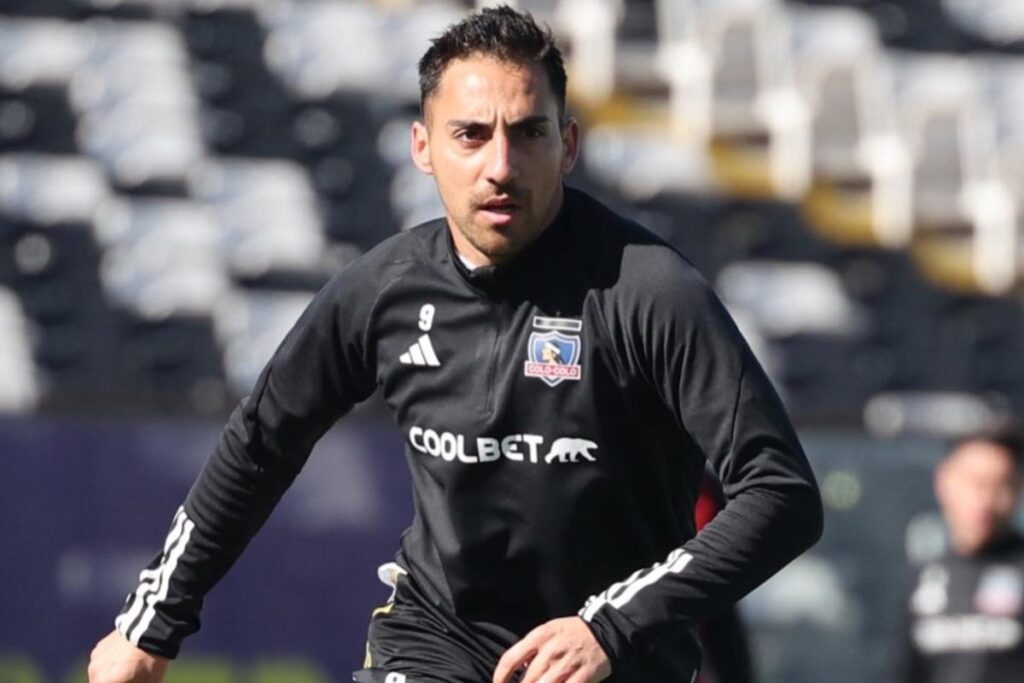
[88,7,822,683]
[900,426,1024,682]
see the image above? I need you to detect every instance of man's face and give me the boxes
[936,440,1022,556]
[411,55,579,267]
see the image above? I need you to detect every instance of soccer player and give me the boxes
[88,6,822,683]
[899,426,1024,682]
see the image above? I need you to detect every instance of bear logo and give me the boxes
[544,438,598,464]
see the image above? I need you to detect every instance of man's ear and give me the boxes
[411,120,433,175]
[560,117,581,174]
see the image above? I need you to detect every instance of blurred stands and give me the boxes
[0,0,1020,429]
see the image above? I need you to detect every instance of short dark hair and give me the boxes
[949,420,1024,470]
[418,5,568,121]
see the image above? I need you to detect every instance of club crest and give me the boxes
[975,567,1024,617]
[524,330,582,387]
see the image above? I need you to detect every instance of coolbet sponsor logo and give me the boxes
[975,567,1024,617]
[408,427,598,465]
[913,615,1023,653]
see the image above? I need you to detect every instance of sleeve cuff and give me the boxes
[115,618,181,660]
[580,604,637,676]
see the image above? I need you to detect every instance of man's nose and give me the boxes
[485,132,517,185]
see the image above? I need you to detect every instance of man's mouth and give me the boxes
[480,197,518,213]
[478,197,520,223]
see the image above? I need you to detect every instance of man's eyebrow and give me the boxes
[445,115,552,129]
[446,119,488,129]
[510,115,551,128]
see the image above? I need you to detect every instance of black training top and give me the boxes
[899,532,1024,683]
[114,187,822,681]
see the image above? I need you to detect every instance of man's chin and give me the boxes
[469,235,524,265]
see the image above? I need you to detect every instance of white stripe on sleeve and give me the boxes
[115,507,196,644]
[580,548,693,621]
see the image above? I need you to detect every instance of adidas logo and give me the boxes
[399,334,440,367]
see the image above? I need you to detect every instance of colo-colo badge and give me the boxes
[524,316,583,387]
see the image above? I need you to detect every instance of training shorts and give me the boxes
[352,563,524,683]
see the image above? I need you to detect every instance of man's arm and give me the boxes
[495,247,820,683]
[89,267,379,678]
[578,252,823,678]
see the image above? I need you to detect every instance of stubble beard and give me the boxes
[457,188,537,265]
[455,215,524,265]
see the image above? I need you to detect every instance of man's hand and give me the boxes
[493,616,611,683]
[88,630,169,683]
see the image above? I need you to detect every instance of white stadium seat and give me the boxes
[213,289,314,395]
[789,6,912,248]
[0,153,109,225]
[896,53,1019,294]
[694,0,811,199]
[0,18,84,89]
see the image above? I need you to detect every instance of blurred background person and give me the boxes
[899,425,1024,683]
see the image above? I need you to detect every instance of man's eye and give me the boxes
[457,128,486,141]
[520,126,545,139]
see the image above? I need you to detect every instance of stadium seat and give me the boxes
[715,260,868,339]
[0,18,84,89]
[789,6,912,248]
[653,0,713,143]
[897,54,1019,294]
[696,0,811,200]
[213,289,314,395]
[0,153,109,225]
[69,20,203,189]
[557,0,623,105]
[187,158,328,278]
[581,122,712,200]
[258,0,463,103]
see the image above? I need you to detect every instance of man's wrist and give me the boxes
[579,609,630,677]
[114,624,179,661]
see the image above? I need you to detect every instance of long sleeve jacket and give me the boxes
[115,187,823,682]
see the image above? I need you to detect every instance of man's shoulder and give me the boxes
[361,218,448,268]
[565,186,708,295]
[333,218,447,281]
